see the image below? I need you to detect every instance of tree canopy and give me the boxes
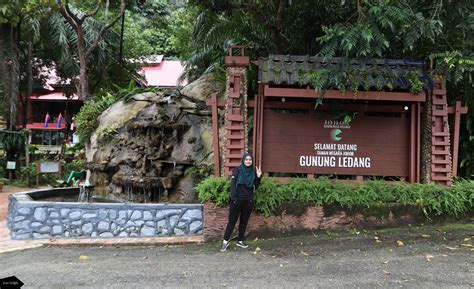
[0,0,473,177]
[184,0,473,177]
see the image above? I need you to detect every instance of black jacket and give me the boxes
[230,168,261,201]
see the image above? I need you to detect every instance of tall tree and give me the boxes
[55,0,126,100]
[0,3,23,131]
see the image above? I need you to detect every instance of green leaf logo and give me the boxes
[331,129,342,141]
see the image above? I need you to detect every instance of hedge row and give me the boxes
[196,177,474,217]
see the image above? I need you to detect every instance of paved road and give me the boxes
[0,224,473,288]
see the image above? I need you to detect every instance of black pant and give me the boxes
[223,199,253,241]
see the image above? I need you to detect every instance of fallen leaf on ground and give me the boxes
[301,251,310,256]
[382,260,389,264]
[79,255,89,260]
[253,247,261,254]
[374,236,382,243]
[425,255,433,261]
[445,246,458,250]
[397,240,404,246]
[254,237,259,241]
[420,234,431,238]
[271,253,288,258]
[383,271,391,275]
[463,237,471,241]
[143,256,148,259]
[461,244,473,247]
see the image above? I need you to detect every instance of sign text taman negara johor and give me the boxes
[262,110,409,177]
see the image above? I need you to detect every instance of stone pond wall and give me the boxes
[7,188,203,240]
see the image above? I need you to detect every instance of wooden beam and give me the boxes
[416,102,421,182]
[452,101,461,177]
[250,100,411,113]
[247,101,468,115]
[409,103,416,183]
[205,98,225,107]
[258,84,264,169]
[419,106,468,114]
[210,93,220,176]
[224,56,249,67]
[252,95,258,166]
[264,85,426,102]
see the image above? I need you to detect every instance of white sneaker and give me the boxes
[220,240,230,252]
[236,241,248,248]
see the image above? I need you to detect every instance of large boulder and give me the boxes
[87,80,220,203]
[179,73,223,102]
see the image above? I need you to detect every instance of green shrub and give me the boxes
[196,177,230,206]
[62,158,86,177]
[197,177,474,218]
[75,99,102,141]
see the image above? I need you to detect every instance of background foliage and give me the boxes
[1,0,473,179]
[185,0,473,178]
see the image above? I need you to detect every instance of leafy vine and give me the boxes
[406,70,424,94]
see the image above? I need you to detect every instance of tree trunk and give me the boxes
[77,28,89,100]
[58,0,126,101]
[5,23,20,131]
[420,90,432,183]
[2,24,12,130]
[119,12,125,63]
[8,24,20,178]
[60,96,71,159]
[0,24,5,126]
[23,33,33,128]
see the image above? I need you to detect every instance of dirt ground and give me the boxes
[0,223,472,288]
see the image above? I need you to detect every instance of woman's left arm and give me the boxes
[255,166,262,189]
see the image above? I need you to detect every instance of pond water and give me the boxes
[27,188,120,203]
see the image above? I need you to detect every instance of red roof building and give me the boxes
[17,65,82,152]
[135,55,187,87]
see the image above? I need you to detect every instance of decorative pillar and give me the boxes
[222,46,249,176]
[430,78,452,186]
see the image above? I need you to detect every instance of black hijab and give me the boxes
[236,152,256,188]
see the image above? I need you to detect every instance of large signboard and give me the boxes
[262,110,409,177]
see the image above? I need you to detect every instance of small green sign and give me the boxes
[6,161,16,170]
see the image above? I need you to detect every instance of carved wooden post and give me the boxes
[222,46,249,176]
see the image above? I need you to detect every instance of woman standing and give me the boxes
[220,152,262,252]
